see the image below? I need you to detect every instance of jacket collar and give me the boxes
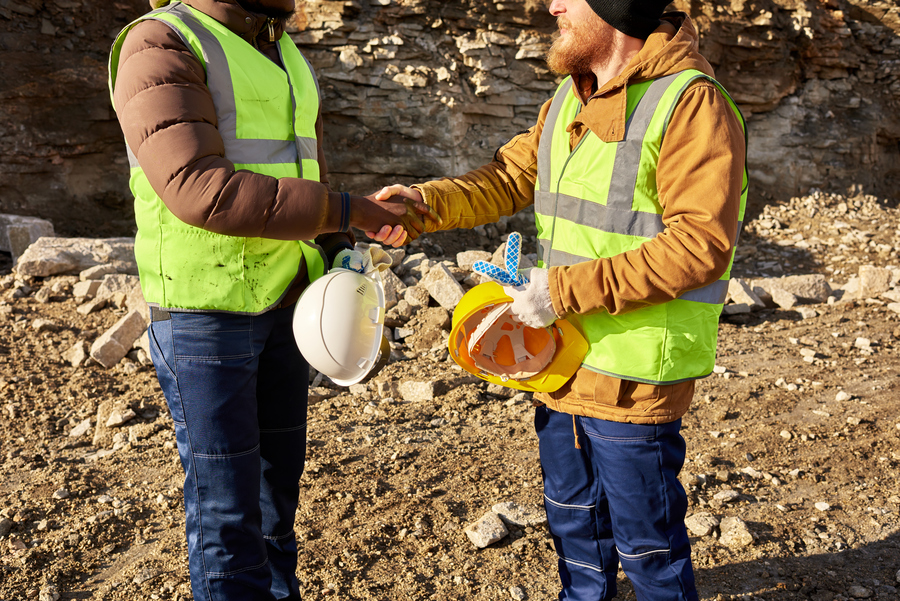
[567,13,715,143]
[150,0,285,45]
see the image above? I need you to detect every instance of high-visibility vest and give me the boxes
[108,1,326,314]
[535,71,748,384]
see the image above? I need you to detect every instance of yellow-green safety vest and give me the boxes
[535,71,748,384]
[108,1,326,314]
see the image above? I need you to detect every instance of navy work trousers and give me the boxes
[535,406,698,601]
[148,307,308,601]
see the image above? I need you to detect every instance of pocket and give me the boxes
[615,379,663,412]
[170,312,254,360]
[147,321,177,381]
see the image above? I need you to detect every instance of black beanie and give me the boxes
[585,0,672,39]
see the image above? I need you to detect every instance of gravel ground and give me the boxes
[1,189,900,601]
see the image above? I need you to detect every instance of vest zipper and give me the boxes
[548,134,588,267]
[276,41,304,179]
[268,18,275,42]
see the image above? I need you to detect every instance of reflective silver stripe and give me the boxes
[159,5,237,137]
[678,279,728,304]
[536,78,574,197]
[225,137,315,166]
[297,50,321,105]
[276,40,303,177]
[607,73,682,212]
[536,74,684,256]
[153,5,308,166]
[539,191,665,239]
[618,548,670,560]
[543,494,594,511]
[126,144,140,169]
[539,238,729,306]
[295,136,317,163]
[538,240,596,267]
[560,556,607,574]
[293,50,320,169]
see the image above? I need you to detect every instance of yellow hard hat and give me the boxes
[449,282,588,393]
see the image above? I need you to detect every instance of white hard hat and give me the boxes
[292,268,388,386]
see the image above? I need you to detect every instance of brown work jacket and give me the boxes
[415,13,746,424]
[112,0,353,305]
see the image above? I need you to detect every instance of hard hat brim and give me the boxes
[449,282,588,393]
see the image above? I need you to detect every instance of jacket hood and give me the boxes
[571,12,715,143]
[626,12,714,83]
[147,0,285,44]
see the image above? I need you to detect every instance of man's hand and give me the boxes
[365,185,439,247]
[348,186,441,248]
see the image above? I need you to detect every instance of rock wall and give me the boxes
[0,0,148,237]
[0,0,897,237]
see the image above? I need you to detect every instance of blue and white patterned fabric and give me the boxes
[472,232,529,286]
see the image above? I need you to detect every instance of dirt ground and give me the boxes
[1,188,900,601]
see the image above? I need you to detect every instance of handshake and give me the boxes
[344,184,437,247]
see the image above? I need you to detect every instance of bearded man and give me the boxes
[108,1,438,599]
[373,0,748,599]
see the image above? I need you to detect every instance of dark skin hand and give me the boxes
[348,193,442,245]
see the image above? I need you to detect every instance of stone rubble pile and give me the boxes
[4,188,899,391]
[4,188,899,384]
[4,187,900,562]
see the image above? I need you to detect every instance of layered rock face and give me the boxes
[0,0,148,236]
[0,0,897,236]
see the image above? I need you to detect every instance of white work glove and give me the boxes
[504,267,559,329]
[333,246,394,275]
[334,248,366,273]
[363,245,393,274]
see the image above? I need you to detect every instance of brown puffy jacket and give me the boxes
[111,0,352,303]
[414,14,746,425]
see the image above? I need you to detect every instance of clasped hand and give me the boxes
[350,185,440,247]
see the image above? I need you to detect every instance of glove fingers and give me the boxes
[504,232,521,280]
[472,260,518,285]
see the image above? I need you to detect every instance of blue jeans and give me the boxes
[148,307,308,601]
[535,406,697,601]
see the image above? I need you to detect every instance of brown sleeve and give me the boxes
[410,98,551,232]
[112,19,343,240]
[550,81,745,317]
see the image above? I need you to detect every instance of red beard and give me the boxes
[547,15,616,77]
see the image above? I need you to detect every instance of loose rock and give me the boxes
[464,512,508,548]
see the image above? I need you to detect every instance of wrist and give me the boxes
[338,192,350,233]
[546,266,564,318]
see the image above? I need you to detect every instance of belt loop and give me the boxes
[151,307,171,322]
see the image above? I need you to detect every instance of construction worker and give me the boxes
[372,0,747,598]
[108,0,437,599]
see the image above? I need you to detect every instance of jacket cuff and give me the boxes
[410,184,442,233]
[548,266,566,318]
